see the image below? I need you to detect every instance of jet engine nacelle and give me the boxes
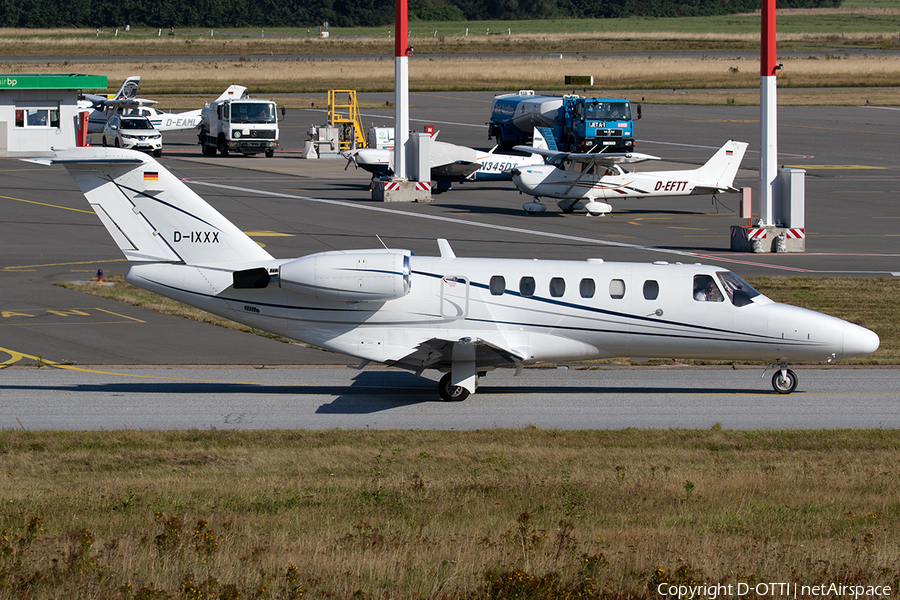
[279,250,411,302]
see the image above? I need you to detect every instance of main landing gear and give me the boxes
[768,364,799,394]
[439,373,469,401]
[437,371,487,402]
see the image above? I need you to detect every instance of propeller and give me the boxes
[340,149,359,171]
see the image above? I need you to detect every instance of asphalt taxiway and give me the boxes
[2,366,898,430]
[1,94,898,423]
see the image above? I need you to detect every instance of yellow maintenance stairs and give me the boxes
[327,90,366,150]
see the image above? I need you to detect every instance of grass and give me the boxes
[5,54,900,105]
[0,428,898,598]
[57,275,900,364]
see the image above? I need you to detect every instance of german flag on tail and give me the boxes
[144,172,159,181]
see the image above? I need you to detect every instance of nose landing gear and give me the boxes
[769,364,799,394]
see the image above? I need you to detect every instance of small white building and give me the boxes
[0,74,107,156]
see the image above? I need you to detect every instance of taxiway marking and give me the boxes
[0,193,94,214]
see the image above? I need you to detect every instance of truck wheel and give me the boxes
[265,149,274,158]
[202,143,216,156]
[218,136,229,156]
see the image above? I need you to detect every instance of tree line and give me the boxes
[2,0,841,29]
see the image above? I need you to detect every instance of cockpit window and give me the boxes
[693,275,724,302]
[585,101,632,121]
[548,155,575,171]
[716,271,761,307]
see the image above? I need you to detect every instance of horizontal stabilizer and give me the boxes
[432,160,481,180]
[42,148,273,265]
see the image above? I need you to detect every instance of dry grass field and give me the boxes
[2,15,900,103]
[4,54,900,105]
[1,429,899,599]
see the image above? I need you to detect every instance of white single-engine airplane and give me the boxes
[509,136,748,216]
[82,78,247,133]
[343,135,546,192]
[35,148,879,400]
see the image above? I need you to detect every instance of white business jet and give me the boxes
[34,148,879,400]
[82,77,246,133]
[343,135,546,192]
[509,135,748,216]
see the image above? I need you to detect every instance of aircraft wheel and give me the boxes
[438,373,470,402]
[772,369,798,394]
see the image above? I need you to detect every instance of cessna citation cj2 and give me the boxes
[36,148,879,400]
[509,138,748,216]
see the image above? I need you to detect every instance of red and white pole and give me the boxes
[760,0,778,226]
[394,0,409,179]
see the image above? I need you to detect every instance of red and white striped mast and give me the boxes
[393,0,410,179]
[760,0,778,226]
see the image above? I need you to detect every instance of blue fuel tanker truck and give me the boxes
[488,90,639,153]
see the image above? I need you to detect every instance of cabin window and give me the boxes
[609,279,625,299]
[693,275,724,302]
[519,276,536,297]
[580,278,596,298]
[489,275,505,296]
[643,280,659,300]
[549,277,566,298]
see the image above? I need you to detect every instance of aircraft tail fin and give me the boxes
[216,85,247,101]
[113,76,140,100]
[693,140,749,190]
[45,148,273,265]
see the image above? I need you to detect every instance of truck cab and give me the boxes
[199,98,279,157]
[562,97,635,153]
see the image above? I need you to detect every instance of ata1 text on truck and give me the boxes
[488,90,639,153]
[198,97,279,157]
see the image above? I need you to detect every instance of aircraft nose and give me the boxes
[842,321,880,359]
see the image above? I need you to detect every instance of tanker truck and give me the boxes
[488,90,639,153]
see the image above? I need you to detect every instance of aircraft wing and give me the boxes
[388,337,523,373]
[512,146,659,165]
[692,185,740,195]
[431,160,481,180]
[104,98,158,108]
